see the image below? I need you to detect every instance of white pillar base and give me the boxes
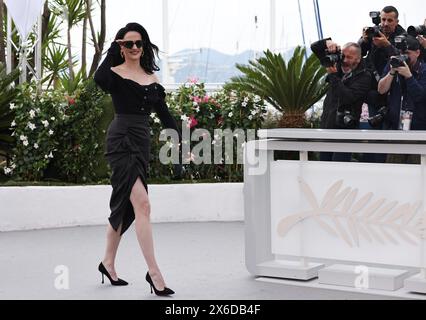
[257,260,325,280]
[404,273,426,294]
[318,264,409,291]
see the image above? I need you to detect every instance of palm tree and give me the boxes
[0,63,19,163]
[88,0,106,77]
[52,0,86,82]
[226,46,328,128]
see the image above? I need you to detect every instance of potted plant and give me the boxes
[226,46,328,128]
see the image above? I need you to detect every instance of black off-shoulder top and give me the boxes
[94,42,180,136]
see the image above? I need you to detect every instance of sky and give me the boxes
[84,0,426,56]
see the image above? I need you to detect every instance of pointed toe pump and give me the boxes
[98,262,128,286]
[145,272,175,296]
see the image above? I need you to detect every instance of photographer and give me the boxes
[407,18,426,62]
[358,6,406,163]
[378,36,426,163]
[359,6,406,80]
[311,39,372,162]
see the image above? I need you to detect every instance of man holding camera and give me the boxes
[358,6,406,162]
[378,36,426,129]
[311,39,372,162]
[360,6,406,80]
[407,19,426,62]
[378,36,426,163]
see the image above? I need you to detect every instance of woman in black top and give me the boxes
[94,22,180,296]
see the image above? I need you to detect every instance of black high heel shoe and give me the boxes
[98,262,128,286]
[145,272,175,296]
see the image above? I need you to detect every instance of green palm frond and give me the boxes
[226,46,328,114]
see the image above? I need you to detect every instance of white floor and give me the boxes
[0,222,418,300]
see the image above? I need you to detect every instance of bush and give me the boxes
[5,80,109,183]
[52,80,107,183]
[6,83,65,180]
[4,79,312,185]
[147,80,268,182]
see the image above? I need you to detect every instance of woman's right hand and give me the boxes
[108,41,121,55]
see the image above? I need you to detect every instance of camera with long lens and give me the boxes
[320,50,343,68]
[336,110,357,129]
[407,24,426,37]
[391,35,411,68]
[367,106,388,128]
[365,11,382,39]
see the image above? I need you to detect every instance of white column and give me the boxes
[20,41,27,84]
[6,12,12,74]
[270,0,276,52]
[162,0,170,84]
[36,14,42,83]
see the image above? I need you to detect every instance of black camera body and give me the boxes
[368,106,388,128]
[391,35,411,68]
[390,54,410,68]
[321,50,343,68]
[336,110,357,129]
[407,25,426,37]
[395,35,408,52]
[365,11,382,39]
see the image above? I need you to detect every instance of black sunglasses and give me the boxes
[120,40,143,49]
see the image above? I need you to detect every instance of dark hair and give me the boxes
[382,6,399,19]
[114,22,160,74]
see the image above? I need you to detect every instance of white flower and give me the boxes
[11,131,15,137]
[45,154,48,159]
[49,152,54,158]
[251,110,257,116]
[11,163,16,169]
[11,120,16,127]
[34,143,39,149]
[244,97,249,103]
[4,167,12,175]
[28,122,36,131]
[20,135,27,141]
[42,120,49,128]
[29,110,36,119]
[195,107,200,113]
[48,130,54,135]
[50,117,56,121]
[242,102,248,107]
[254,95,261,103]
[180,114,189,122]
[9,103,16,110]
[193,101,198,107]
[228,112,233,118]
[248,115,253,120]
[23,140,29,146]
[154,117,161,124]
[35,108,41,113]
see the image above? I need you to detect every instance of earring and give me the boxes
[120,51,124,58]
[141,49,144,57]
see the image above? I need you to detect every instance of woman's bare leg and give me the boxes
[130,177,166,290]
[102,223,122,281]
